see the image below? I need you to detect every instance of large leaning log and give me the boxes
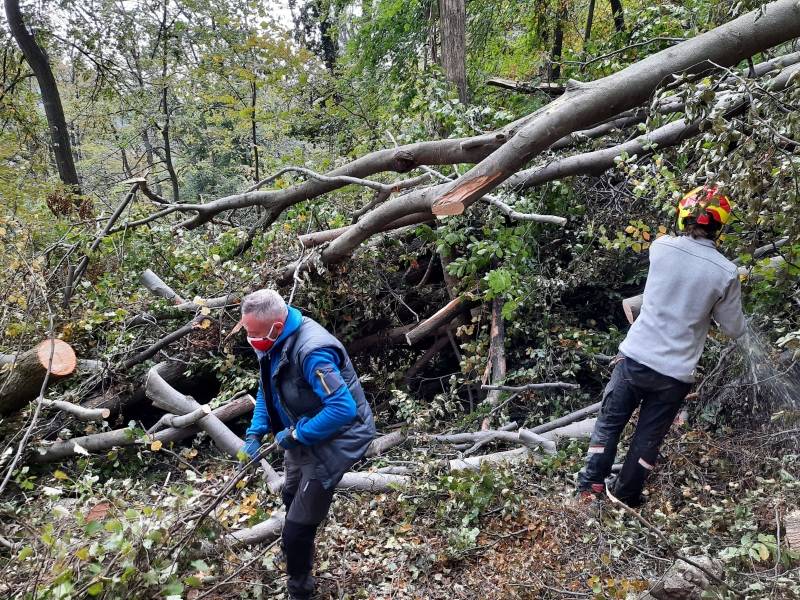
[305,2,800,268]
[431,1,800,216]
[0,339,77,415]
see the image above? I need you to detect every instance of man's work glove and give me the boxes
[241,435,261,460]
[276,427,300,450]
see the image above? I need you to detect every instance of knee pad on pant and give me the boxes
[282,519,318,577]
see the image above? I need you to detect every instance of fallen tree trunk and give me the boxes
[297,2,800,269]
[530,402,602,434]
[145,363,243,456]
[482,382,580,394]
[365,430,406,458]
[34,394,256,463]
[433,428,557,454]
[147,405,211,433]
[450,417,597,471]
[347,324,415,354]
[405,336,451,383]
[405,297,473,345]
[299,212,435,249]
[141,269,184,303]
[505,63,800,192]
[122,316,209,370]
[431,0,800,215]
[0,339,77,415]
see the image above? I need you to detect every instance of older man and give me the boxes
[239,289,375,600]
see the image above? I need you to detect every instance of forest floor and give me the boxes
[2,418,799,600]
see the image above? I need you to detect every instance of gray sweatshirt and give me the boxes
[619,235,746,382]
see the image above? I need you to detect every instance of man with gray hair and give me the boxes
[239,289,375,599]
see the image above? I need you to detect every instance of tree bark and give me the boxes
[439,0,467,103]
[145,363,243,456]
[430,0,800,216]
[159,0,179,203]
[141,269,185,304]
[347,324,415,354]
[250,80,259,181]
[34,394,255,463]
[584,0,596,46]
[609,0,624,33]
[549,1,568,80]
[0,339,76,415]
[41,399,109,422]
[484,298,507,409]
[405,297,472,345]
[365,431,406,458]
[4,0,81,193]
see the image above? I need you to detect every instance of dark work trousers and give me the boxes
[281,446,338,599]
[578,356,690,505]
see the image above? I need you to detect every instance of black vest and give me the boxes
[261,317,375,488]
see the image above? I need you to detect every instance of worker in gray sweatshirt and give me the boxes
[578,186,746,507]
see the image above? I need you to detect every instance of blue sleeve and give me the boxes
[245,380,270,439]
[293,347,358,445]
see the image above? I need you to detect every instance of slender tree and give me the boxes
[439,0,467,103]
[4,0,81,193]
[610,0,624,32]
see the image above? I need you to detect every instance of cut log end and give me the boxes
[35,339,77,376]
[432,202,465,216]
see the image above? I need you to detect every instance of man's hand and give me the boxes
[276,427,300,450]
[241,435,261,460]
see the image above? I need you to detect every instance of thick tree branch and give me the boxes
[431,0,800,215]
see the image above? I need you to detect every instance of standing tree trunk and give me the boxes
[159,0,179,203]
[549,0,568,80]
[250,80,259,181]
[4,0,81,193]
[439,0,467,103]
[584,0,596,46]
[610,0,624,32]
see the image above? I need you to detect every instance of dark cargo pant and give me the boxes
[281,446,339,599]
[578,356,690,505]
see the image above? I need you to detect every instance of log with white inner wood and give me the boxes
[0,339,77,415]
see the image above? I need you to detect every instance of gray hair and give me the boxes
[241,289,288,320]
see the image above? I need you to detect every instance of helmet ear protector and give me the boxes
[677,186,733,232]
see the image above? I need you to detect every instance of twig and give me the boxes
[482,382,580,392]
[195,537,281,600]
[605,487,744,598]
[245,165,431,195]
[564,37,687,68]
[170,442,278,554]
[0,315,55,497]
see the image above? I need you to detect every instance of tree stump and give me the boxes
[0,339,76,415]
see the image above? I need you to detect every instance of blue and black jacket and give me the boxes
[246,307,375,488]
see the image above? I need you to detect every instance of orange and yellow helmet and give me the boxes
[676,186,732,231]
